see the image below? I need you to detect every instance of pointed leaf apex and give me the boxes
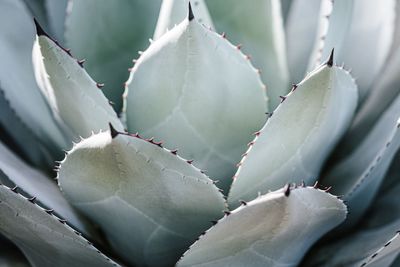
[326,48,335,67]
[33,18,49,37]
[188,2,195,21]
[284,184,291,197]
[109,123,119,139]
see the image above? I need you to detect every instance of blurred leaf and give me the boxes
[285,0,327,83]
[177,186,347,267]
[0,89,54,166]
[33,27,124,140]
[0,184,120,267]
[309,0,396,100]
[337,10,400,154]
[0,141,93,237]
[0,0,69,163]
[228,61,358,207]
[322,90,400,228]
[303,163,400,267]
[58,128,226,267]
[65,0,162,111]
[206,0,290,109]
[45,0,68,43]
[124,15,267,191]
[153,0,214,40]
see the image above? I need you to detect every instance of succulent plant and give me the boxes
[0,0,399,266]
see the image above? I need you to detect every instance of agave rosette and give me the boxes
[0,0,399,266]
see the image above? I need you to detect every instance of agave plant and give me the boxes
[0,0,399,266]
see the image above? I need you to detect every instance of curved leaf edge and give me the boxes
[56,124,228,207]
[33,18,116,110]
[360,231,400,267]
[0,182,121,267]
[178,183,346,264]
[228,54,355,198]
[346,119,400,200]
[122,13,268,116]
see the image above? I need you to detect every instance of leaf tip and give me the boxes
[284,183,291,197]
[326,48,335,67]
[33,18,49,37]
[109,123,119,139]
[188,2,195,21]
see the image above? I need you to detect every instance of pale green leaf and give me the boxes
[303,167,400,267]
[285,0,324,83]
[321,92,400,228]
[32,27,124,140]
[45,0,68,43]
[153,0,214,40]
[0,141,93,237]
[177,186,347,267]
[65,0,162,111]
[228,61,358,207]
[0,89,54,166]
[206,0,290,109]
[58,128,226,267]
[309,0,396,99]
[0,184,120,267]
[339,44,400,154]
[0,0,68,160]
[124,15,267,191]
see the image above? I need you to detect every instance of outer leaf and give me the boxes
[206,0,290,109]
[303,166,400,267]
[339,46,400,154]
[33,25,124,140]
[153,0,214,40]
[177,186,347,267]
[0,89,54,166]
[361,233,400,267]
[58,128,226,267]
[0,184,120,267]
[65,0,162,111]
[228,60,358,207]
[321,93,400,228]
[285,0,324,83]
[309,0,395,99]
[0,0,68,161]
[0,141,92,236]
[124,14,267,191]
[45,0,68,43]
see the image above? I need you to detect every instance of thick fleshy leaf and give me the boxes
[65,0,162,111]
[0,0,68,162]
[0,141,92,236]
[58,128,226,267]
[285,0,324,83]
[32,25,124,140]
[206,0,289,109]
[228,60,358,207]
[303,166,400,267]
[0,184,120,267]
[153,0,214,40]
[321,92,400,228]
[177,186,347,267]
[124,14,267,191]
[309,0,395,99]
